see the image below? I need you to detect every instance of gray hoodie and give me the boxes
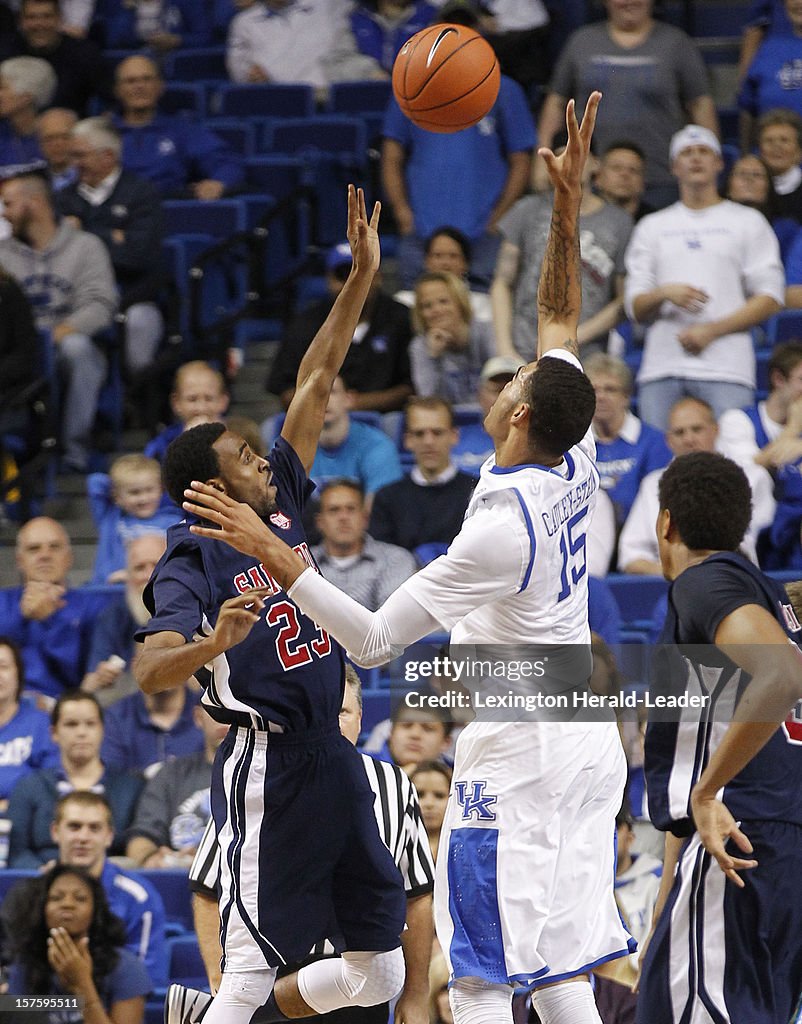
[0,221,117,336]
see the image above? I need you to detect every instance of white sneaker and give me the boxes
[164,983,213,1024]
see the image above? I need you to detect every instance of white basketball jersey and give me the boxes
[450,428,600,647]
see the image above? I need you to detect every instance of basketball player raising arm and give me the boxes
[180,93,601,669]
[135,184,381,694]
[184,94,639,1024]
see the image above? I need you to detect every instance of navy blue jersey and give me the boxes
[136,437,345,732]
[645,552,802,835]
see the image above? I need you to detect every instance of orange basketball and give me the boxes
[392,24,500,134]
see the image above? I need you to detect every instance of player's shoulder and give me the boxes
[161,518,200,560]
[673,552,766,606]
[270,433,305,478]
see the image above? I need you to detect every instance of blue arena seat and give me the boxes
[263,117,368,163]
[718,107,740,147]
[606,574,669,630]
[764,310,802,348]
[757,348,771,394]
[205,118,255,158]
[617,629,652,684]
[211,83,315,120]
[327,80,392,115]
[161,199,247,238]
[243,155,311,201]
[161,82,207,117]
[164,47,227,82]
[167,935,207,989]
[361,691,392,734]
[0,869,37,903]
[140,869,194,932]
[258,117,369,247]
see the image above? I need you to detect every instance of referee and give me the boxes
[168,666,436,1024]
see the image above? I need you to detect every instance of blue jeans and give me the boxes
[637,378,755,432]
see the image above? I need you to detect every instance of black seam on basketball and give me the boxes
[406,58,499,114]
[399,36,487,102]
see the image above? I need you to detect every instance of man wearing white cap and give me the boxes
[624,124,785,431]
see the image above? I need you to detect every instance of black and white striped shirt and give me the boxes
[189,752,435,942]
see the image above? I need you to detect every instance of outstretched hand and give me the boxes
[183,481,307,591]
[690,789,757,886]
[183,481,277,560]
[347,184,381,276]
[539,91,601,194]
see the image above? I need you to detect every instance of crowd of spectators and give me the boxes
[4,0,802,1017]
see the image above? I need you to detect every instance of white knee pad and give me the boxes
[449,976,513,1024]
[345,948,406,1007]
[297,948,405,1014]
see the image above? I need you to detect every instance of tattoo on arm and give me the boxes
[561,336,580,356]
[538,206,580,356]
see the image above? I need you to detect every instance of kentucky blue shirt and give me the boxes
[101,861,167,987]
[595,414,671,525]
[382,75,535,241]
[0,588,114,698]
[138,437,345,732]
[645,552,802,836]
[0,698,59,801]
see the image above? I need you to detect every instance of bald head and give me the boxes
[116,54,160,85]
[126,532,166,593]
[16,517,72,584]
[666,397,718,458]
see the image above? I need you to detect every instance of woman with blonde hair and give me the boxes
[410,271,496,405]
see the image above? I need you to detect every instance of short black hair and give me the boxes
[602,139,646,163]
[526,357,596,458]
[425,226,472,263]
[658,452,751,552]
[163,421,226,507]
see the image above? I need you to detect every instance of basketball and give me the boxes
[392,24,500,134]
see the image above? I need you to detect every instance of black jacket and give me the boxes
[57,170,165,306]
[0,274,37,402]
[267,291,413,398]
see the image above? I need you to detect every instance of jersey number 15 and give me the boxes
[557,506,588,603]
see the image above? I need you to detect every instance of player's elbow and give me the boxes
[763,649,802,706]
[134,651,176,695]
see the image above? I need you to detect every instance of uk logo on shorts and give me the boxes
[455,781,498,822]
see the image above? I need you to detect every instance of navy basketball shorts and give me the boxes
[636,821,802,1024]
[211,725,407,972]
